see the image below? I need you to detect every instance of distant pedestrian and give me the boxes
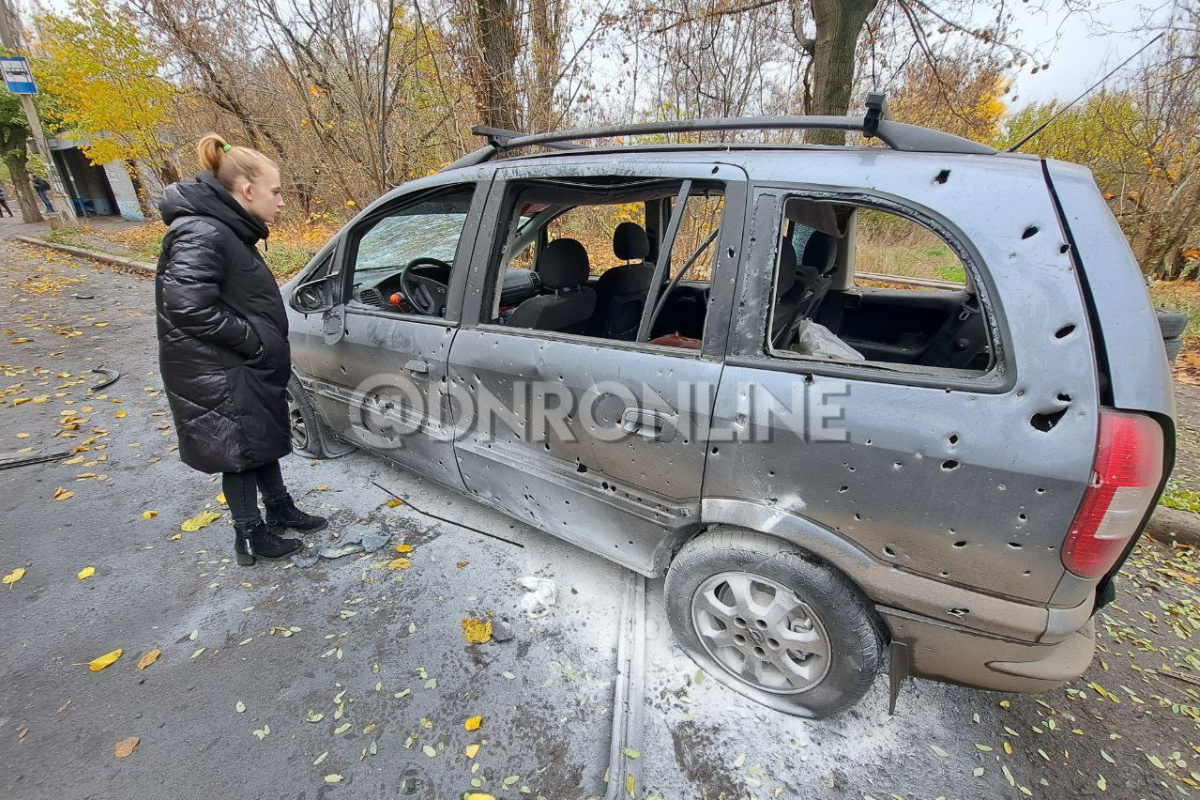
[155,133,327,566]
[31,175,53,213]
[0,184,13,217]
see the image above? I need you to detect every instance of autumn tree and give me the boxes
[34,0,180,209]
[1001,20,1200,280]
[888,48,1009,142]
[134,0,477,209]
[642,0,1074,144]
[0,88,42,222]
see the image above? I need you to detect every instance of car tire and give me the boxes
[286,374,348,459]
[1165,335,1184,363]
[664,527,883,719]
[1157,308,1189,340]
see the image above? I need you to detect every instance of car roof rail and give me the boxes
[440,93,996,172]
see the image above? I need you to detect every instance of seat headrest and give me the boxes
[801,231,837,275]
[613,222,650,261]
[777,241,798,296]
[537,238,590,289]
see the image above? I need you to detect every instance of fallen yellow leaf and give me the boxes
[14,432,29,438]
[89,648,123,671]
[395,544,413,553]
[114,736,139,758]
[53,487,74,501]
[388,557,411,571]
[464,715,483,731]
[115,410,126,419]
[461,618,492,645]
[136,649,160,670]
[386,498,403,508]
[464,794,495,800]
[180,510,220,532]
[216,492,226,505]
[77,566,95,580]
[465,743,481,759]
[142,510,158,519]
[3,567,26,587]
[316,484,329,491]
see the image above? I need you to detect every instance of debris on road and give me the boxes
[520,577,557,618]
[491,618,514,642]
[372,479,524,548]
[88,366,120,392]
[317,543,363,561]
[0,450,73,471]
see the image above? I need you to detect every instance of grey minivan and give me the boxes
[282,101,1175,718]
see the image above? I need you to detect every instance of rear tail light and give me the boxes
[1062,410,1164,579]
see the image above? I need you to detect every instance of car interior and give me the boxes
[487,178,724,349]
[770,198,994,373]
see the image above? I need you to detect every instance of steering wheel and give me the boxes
[398,257,452,316]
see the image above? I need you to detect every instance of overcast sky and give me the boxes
[1006,0,1171,107]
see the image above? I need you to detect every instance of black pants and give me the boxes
[0,199,12,216]
[222,459,288,527]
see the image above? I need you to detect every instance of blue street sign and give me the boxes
[1,57,37,95]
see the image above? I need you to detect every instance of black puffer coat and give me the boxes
[155,172,292,474]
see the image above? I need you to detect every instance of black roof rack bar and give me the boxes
[470,125,586,151]
[441,97,996,172]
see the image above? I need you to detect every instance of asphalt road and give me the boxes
[3,232,1200,800]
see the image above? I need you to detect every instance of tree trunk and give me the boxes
[528,0,565,132]
[0,125,42,223]
[125,160,153,217]
[804,0,879,145]
[473,0,520,131]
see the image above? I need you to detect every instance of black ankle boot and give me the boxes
[264,493,328,533]
[234,520,304,565]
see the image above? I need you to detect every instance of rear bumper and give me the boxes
[880,606,1096,693]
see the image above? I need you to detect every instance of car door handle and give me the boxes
[621,408,673,439]
[405,359,430,375]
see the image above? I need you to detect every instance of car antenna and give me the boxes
[1006,32,1164,153]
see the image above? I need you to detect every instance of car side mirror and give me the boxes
[292,276,335,313]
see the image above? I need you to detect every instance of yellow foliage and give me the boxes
[890,59,1009,143]
[34,0,176,168]
[460,618,492,644]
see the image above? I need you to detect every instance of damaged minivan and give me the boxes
[283,99,1175,718]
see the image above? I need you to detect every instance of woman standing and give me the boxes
[156,134,326,565]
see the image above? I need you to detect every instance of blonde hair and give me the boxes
[197,133,277,193]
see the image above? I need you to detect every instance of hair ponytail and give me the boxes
[196,132,277,193]
[197,133,227,173]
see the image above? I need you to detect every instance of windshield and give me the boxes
[355,201,470,273]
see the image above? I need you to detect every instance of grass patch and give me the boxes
[855,241,966,284]
[934,264,967,283]
[51,219,339,279]
[261,241,319,278]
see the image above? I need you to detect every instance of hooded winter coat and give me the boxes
[155,172,292,474]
